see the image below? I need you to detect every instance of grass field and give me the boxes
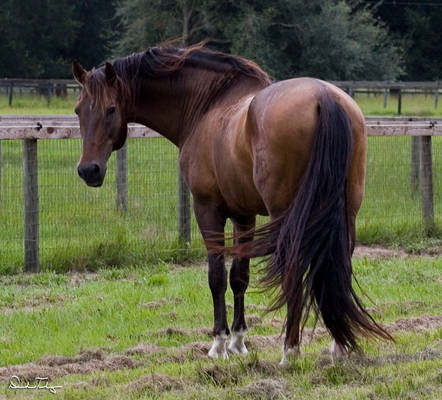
[0,253,440,399]
[2,89,442,116]
[0,93,441,398]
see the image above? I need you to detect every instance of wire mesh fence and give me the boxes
[0,135,441,273]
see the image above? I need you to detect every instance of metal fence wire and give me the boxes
[0,136,441,272]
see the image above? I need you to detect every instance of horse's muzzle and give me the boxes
[77,162,105,187]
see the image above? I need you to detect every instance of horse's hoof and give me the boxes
[208,334,229,359]
[228,329,248,355]
[330,340,348,361]
[279,344,301,366]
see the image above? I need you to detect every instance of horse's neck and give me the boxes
[129,70,263,147]
[129,77,183,146]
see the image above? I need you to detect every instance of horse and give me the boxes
[72,45,392,364]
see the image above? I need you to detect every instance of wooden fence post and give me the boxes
[383,89,389,108]
[397,89,402,115]
[178,167,191,245]
[22,139,40,273]
[410,136,421,194]
[420,136,434,233]
[8,82,13,106]
[46,83,53,106]
[116,143,128,212]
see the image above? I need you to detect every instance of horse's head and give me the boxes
[72,61,128,187]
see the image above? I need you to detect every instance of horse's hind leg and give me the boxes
[330,209,357,361]
[193,202,229,359]
[228,216,256,355]
[280,291,302,365]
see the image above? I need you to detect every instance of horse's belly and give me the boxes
[218,175,268,217]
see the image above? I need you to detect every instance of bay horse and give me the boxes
[72,45,391,363]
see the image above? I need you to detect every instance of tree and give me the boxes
[113,0,404,80]
[0,0,118,78]
[363,0,442,80]
[221,0,404,80]
[0,0,77,78]
[113,0,224,55]
[69,0,119,70]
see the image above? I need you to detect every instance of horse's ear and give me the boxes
[72,61,87,85]
[105,62,117,86]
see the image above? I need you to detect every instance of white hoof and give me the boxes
[331,340,348,361]
[228,329,248,355]
[208,334,229,359]
[279,344,301,366]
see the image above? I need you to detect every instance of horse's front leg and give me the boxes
[193,202,229,359]
[228,216,255,355]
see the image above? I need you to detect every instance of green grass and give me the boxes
[0,255,440,399]
[1,92,442,273]
[355,91,442,117]
[0,139,206,274]
[0,92,77,114]
[2,90,442,117]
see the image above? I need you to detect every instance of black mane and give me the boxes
[83,45,271,110]
[112,45,271,85]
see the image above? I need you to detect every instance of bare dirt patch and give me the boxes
[353,244,442,258]
[385,314,442,334]
[353,245,407,259]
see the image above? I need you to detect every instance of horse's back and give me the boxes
[247,77,366,217]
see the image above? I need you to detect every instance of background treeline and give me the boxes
[0,0,441,81]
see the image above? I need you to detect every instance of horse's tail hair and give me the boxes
[227,88,392,351]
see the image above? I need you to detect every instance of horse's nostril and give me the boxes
[91,163,100,174]
[77,164,85,179]
[78,162,101,183]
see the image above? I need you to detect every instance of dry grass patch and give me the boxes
[236,378,292,400]
[124,343,166,356]
[125,373,184,393]
[0,349,140,383]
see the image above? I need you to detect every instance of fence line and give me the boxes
[0,115,440,272]
[1,79,442,110]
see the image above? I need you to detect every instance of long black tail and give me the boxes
[229,89,392,351]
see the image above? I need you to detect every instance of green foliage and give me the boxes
[364,0,442,80]
[0,0,118,78]
[0,0,78,77]
[114,0,404,80]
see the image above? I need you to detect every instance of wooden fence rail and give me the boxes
[0,115,440,272]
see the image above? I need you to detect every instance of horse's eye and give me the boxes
[106,106,116,118]
[74,107,80,116]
